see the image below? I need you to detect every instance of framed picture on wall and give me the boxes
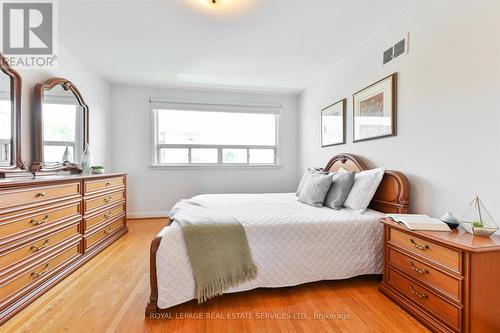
[321,98,346,147]
[353,73,397,142]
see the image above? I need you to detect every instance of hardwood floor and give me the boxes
[1,219,429,333]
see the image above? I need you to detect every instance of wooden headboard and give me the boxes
[324,153,410,214]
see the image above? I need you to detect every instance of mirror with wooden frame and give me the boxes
[0,53,28,177]
[31,78,89,173]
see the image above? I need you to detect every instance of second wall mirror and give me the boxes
[32,78,89,173]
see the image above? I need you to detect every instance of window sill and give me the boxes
[149,163,283,170]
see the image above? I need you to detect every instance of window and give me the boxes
[42,97,84,165]
[151,100,281,166]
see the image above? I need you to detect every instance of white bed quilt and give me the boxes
[156,193,384,309]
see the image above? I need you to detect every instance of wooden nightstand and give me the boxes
[379,218,500,333]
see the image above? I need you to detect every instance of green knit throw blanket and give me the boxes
[171,199,257,303]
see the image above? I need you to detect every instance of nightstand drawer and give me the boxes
[387,247,461,301]
[387,267,461,331]
[389,229,461,274]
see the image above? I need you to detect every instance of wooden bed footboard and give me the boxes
[145,153,410,316]
[145,218,171,317]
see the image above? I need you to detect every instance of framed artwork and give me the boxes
[353,73,397,142]
[321,98,346,147]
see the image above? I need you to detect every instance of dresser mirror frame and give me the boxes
[32,78,89,173]
[0,52,28,177]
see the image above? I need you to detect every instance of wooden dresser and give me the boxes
[379,218,500,333]
[0,173,127,325]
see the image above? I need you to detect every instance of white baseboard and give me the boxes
[127,211,169,219]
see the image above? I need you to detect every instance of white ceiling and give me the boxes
[59,0,410,93]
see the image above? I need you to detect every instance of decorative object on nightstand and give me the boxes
[440,212,459,229]
[459,196,498,237]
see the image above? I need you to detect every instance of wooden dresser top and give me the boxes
[380,218,500,253]
[0,173,127,188]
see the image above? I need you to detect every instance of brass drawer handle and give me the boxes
[409,261,429,274]
[410,285,428,299]
[31,263,49,278]
[103,196,112,204]
[103,227,113,235]
[36,192,47,198]
[30,239,50,252]
[104,212,111,219]
[410,238,429,250]
[105,182,111,186]
[30,215,50,226]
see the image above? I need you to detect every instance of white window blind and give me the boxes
[150,100,282,115]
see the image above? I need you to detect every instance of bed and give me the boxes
[145,153,410,315]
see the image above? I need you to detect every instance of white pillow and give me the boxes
[343,167,386,212]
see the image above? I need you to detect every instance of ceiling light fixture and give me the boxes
[191,0,256,15]
[197,0,235,10]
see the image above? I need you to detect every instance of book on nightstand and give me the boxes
[386,214,451,231]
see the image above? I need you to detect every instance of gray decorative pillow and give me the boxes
[296,168,326,196]
[324,171,355,210]
[298,173,333,207]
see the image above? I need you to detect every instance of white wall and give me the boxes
[17,45,112,168]
[299,1,500,218]
[111,85,299,217]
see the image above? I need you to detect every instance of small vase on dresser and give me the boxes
[80,144,92,175]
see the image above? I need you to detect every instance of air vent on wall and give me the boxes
[383,48,393,64]
[383,33,409,65]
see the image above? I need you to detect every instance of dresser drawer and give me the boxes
[387,267,461,331]
[0,201,81,242]
[0,183,81,211]
[84,190,125,214]
[84,176,125,194]
[84,217,125,251]
[387,247,461,301]
[0,222,80,274]
[389,229,461,273]
[84,203,125,232]
[0,242,81,306]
